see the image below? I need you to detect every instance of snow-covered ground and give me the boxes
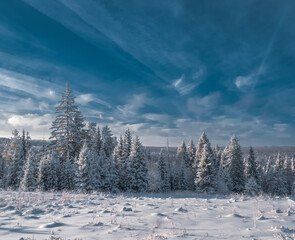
[0,191,295,240]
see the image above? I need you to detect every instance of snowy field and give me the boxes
[0,191,295,240]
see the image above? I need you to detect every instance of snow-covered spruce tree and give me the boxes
[283,155,293,195]
[37,154,49,191]
[270,153,288,195]
[113,135,124,165]
[145,152,159,192]
[59,160,76,190]
[129,136,149,192]
[106,153,119,193]
[18,130,31,185]
[25,131,31,153]
[101,125,116,158]
[157,149,170,192]
[216,164,231,194]
[113,135,129,191]
[97,149,119,192]
[244,146,261,195]
[245,146,259,182]
[76,141,100,192]
[93,126,102,156]
[220,145,229,168]
[49,83,86,190]
[171,141,188,190]
[49,83,85,162]
[121,129,133,191]
[223,135,245,193]
[245,176,261,196]
[195,132,210,170]
[264,160,279,195]
[72,111,87,158]
[195,143,217,194]
[187,140,196,169]
[261,156,273,193]
[20,151,39,191]
[86,122,97,146]
[186,140,196,190]
[39,139,48,159]
[89,151,103,192]
[38,151,59,191]
[46,151,59,191]
[97,149,111,192]
[169,159,178,191]
[213,145,221,171]
[5,130,22,189]
[0,154,5,188]
[214,145,231,194]
[123,128,132,159]
[187,140,196,163]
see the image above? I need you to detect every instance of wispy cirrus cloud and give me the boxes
[0,1,294,145]
[173,68,204,95]
[117,93,149,117]
[187,92,220,116]
[76,93,112,108]
[0,68,59,100]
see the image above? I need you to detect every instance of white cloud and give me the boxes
[8,113,53,129]
[76,94,95,105]
[234,74,255,89]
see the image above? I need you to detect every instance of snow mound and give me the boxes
[93,222,104,226]
[232,213,247,218]
[257,215,267,220]
[102,209,112,213]
[40,221,67,228]
[151,212,167,217]
[175,207,188,212]
[122,207,132,212]
[30,208,45,215]
[157,213,167,217]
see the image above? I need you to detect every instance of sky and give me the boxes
[0,0,295,147]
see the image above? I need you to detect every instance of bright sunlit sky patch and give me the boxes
[0,0,295,146]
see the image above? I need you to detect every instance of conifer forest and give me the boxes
[0,84,294,196]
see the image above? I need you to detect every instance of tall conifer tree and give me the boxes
[224,135,245,193]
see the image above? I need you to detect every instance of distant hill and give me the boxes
[1,137,294,159]
[145,146,295,159]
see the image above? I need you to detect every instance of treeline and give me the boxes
[150,133,295,195]
[0,83,294,195]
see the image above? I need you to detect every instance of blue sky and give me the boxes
[0,0,295,146]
